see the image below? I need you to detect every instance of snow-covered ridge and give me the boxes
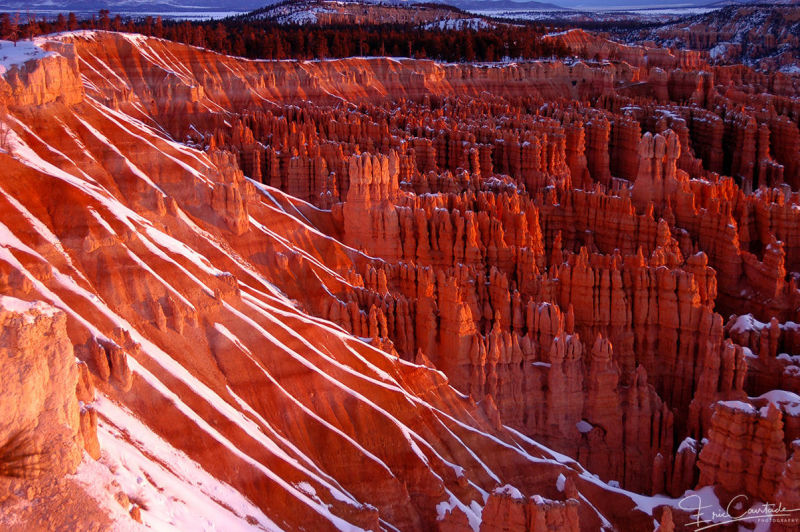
[0,36,84,106]
[250,0,488,26]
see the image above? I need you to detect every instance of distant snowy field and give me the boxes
[472,6,716,21]
[621,7,715,15]
[0,9,244,20]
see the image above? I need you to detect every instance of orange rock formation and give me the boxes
[0,28,798,530]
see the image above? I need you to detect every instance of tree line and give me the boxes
[0,9,572,63]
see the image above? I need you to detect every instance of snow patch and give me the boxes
[755,390,800,416]
[0,295,59,321]
[677,437,698,454]
[421,18,492,31]
[493,484,524,499]
[73,396,281,531]
[717,400,757,414]
[0,39,55,75]
[729,313,766,335]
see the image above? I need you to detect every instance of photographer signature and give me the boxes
[678,493,800,531]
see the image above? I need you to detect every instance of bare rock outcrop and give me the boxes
[0,296,83,478]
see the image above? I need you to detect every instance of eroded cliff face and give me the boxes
[0,296,111,531]
[0,29,798,530]
[0,41,82,106]
[0,297,83,478]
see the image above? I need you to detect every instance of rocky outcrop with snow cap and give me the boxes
[0,40,82,106]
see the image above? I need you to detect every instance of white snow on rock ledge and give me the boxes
[0,295,61,321]
[716,400,757,414]
[493,484,524,499]
[0,39,56,75]
[755,390,800,416]
[73,395,281,531]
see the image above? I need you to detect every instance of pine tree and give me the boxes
[99,10,110,31]
[55,13,66,33]
[9,14,19,45]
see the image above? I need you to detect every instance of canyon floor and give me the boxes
[0,10,798,532]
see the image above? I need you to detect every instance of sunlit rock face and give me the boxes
[0,28,797,531]
[0,297,83,478]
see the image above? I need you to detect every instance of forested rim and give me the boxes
[0,9,578,62]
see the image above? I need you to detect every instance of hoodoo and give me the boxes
[0,2,798,529]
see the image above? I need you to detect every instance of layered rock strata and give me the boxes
[0,28,797,529]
